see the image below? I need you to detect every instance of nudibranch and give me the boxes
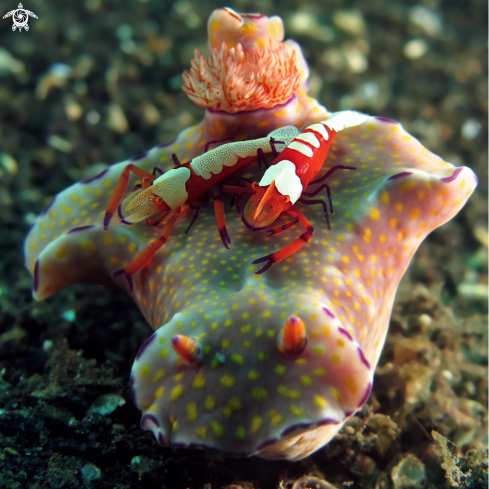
[24,8,477,460]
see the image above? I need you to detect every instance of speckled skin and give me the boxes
[24,9,477,460]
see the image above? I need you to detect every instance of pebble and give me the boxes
[409,6,442,37]
[287,12,335,42]
[457,283,489,300]
[0,153,18,178]
[86,394,126,416]
[80,463,102,481]
[0,48,25,76]
[47,135,73,153]
[404,39,429,59]
[106,103,129,133]
[391,454,426,488]
[343,45,368,73]
[461,119,482,140]
[417,313,433,328]
[332,10,367,36]
[86,110,100,124]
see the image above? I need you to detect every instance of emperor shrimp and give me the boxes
[232,111,369,274]
[103,126,300,289]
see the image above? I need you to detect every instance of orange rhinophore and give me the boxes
[171,335,203,366]
[278,315,308,356]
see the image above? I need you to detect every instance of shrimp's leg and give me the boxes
[204,137,233,153]
[252,207,313,274]
[113,208,181,291]
[213,188,231,249]
[298,197,331,230]
[185,203,201,235]
[104,164,156,230]
[265,217,300,237]
[309,165,356,185]
[223,180,254,214]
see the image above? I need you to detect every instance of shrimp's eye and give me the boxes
[284,196,290,203]
[251,182,259,188]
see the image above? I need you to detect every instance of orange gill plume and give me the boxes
[182,41,300,113]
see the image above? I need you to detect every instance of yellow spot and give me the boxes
[395,203,403,212]
[204,395,215,410]
[231,353,244,365]
[186,402,198,421]
[290,406,304,417]
[159,348,168,358]
[251,387,268,400]
[60,204,72,214]
[195,427,206,438]
[235,426,246,440]
[169,384,184,401]
[248,370,260,380]
[154,386,165,400]
[54,246,69,259]
[314,367,327,377]
[322,326,331,337]
[344,376,357,394]
[210,421,224,436]
[102,233,113,246]
[336,338,346,348]
[262,310,272,318]
[251,415,263,434]
[277,385,301,399]
[379,234,387,243]
[139,365,151,379]
[220,374,235,388]
[380,191,390,204]
[192,373,206,389]
[331,354,341,364]
[370,208,380,220]
[313,395,328,409]
[221,338,230,348]
[409,208,421,220]
[331,387,342,401]
[79,240,96,252]
[152,369,165,382]
[313,346,323,355]
[269,409,283,426]
[363,228,372,243]
[274,364,287,375]
[342,255,349,263]
[300,375,313,385]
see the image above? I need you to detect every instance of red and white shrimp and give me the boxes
[103,126,300,288]
[237,111,368,274]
